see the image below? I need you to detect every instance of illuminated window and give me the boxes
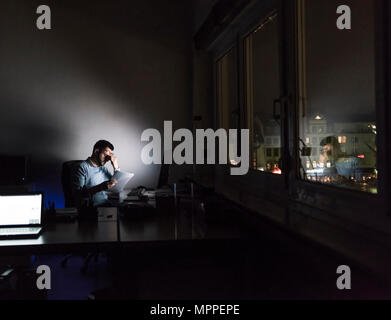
[298,0,378,194]
[338,136,347,144]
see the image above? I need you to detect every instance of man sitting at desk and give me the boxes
[72,140,120,207]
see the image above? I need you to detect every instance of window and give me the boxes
[298,0,377,194]
[338,136,347,144]
[273,148,279,157]
[266,148,272,157]
[216,48,238,165]
[245,11,282,173]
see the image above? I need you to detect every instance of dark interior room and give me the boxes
[1,0,391,306]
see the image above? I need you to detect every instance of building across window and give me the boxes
[338,136,347,144]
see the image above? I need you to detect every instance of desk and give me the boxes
[0,219,118,255]
[119,195,245,243]
[0,194,246,254]
[0,193,249,299]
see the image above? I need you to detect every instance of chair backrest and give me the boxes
[61,160,84,208]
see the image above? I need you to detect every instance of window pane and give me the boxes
[245,12,282,174]
[298,0,377,193]
[216,49,238,165]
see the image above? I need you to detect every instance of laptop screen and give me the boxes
[0,194,42,226]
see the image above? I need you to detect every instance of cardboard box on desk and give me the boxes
[97,207,117,222]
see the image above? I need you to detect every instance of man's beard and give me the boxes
[92,154,106,166]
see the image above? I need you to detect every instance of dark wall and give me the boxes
[0,0,193,206]
[192,0,219,34]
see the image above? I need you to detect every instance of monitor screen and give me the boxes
[0,194,42,226]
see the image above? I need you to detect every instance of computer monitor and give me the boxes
[0,193,43,227]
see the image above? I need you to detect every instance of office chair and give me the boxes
[60,160,100,273]
[61,160,83,208]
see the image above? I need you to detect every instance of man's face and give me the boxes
[322,144,331,153]
[94,147,113,166]
[321,144,333,157]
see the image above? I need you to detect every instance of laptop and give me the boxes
[0,193,43,239]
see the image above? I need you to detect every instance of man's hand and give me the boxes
[110,154,119,170]
[102,179,117,190]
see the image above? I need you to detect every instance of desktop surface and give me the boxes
[0,214,118,254]
[0,193,246,254]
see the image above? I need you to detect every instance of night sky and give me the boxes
[305,0,376,123]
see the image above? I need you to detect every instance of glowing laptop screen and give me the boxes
[0,194,42,226]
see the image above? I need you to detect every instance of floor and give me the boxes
[23,237,390,300]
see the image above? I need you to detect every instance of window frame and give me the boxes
[290,0,390,227]
[207,0,391,225]
[211,0,288,204]
[241,6,288,176]
[214,45,241,167]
